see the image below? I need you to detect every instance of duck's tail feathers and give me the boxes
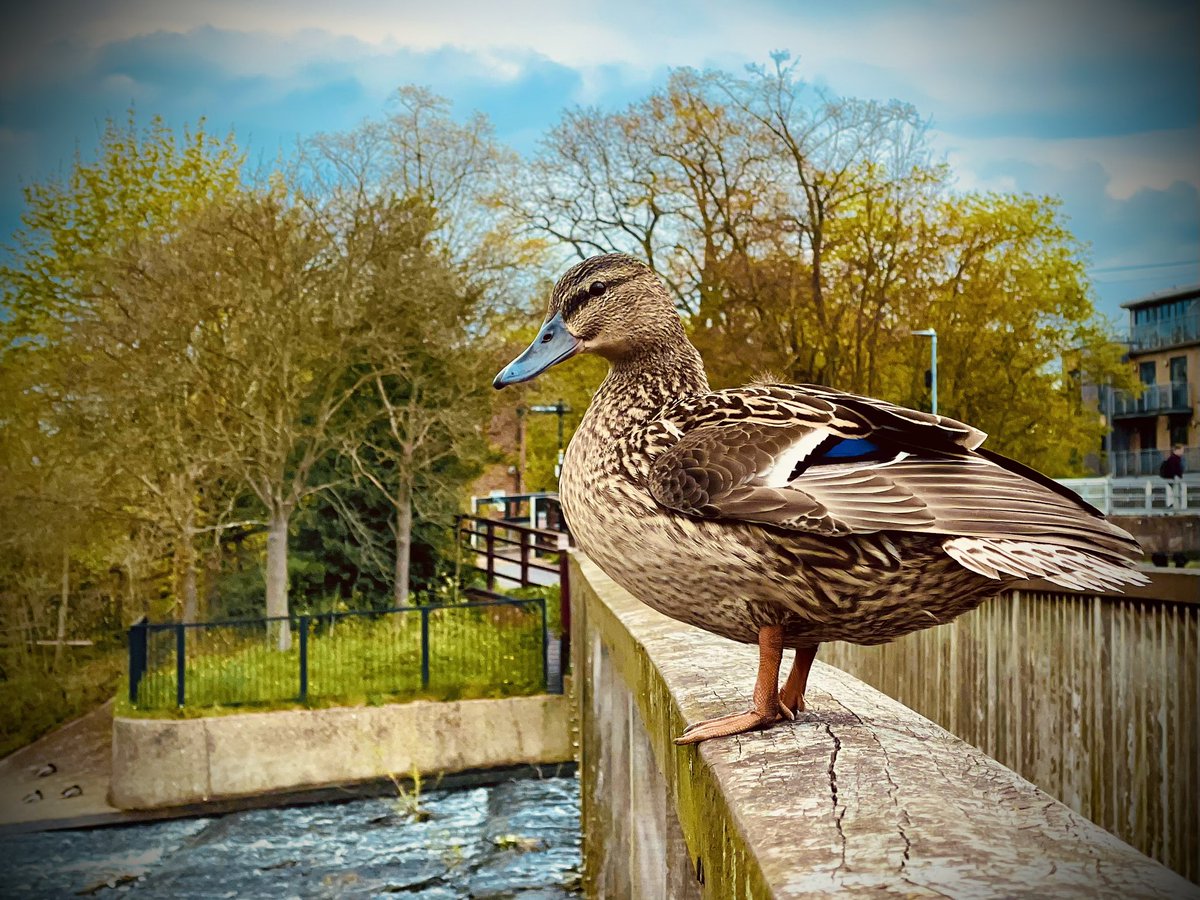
[943,537,1149,592]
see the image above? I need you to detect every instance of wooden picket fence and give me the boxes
[822,571,1199,883]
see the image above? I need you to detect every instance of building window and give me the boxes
[1138,421,1157,451]
[1169,356,1187,384]
[1139,361,1157,385]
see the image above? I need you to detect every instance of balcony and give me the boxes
[1129,313,1200,352]
[1110,381,1193,418]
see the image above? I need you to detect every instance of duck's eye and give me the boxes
[589,280,607,296]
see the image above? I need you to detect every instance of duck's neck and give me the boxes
[589,339,710,431]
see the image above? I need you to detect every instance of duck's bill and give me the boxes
[493,312,582,388]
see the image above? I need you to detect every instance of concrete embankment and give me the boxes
[111,694,573,810]
[2,693,573,832]
[0,700,122,831]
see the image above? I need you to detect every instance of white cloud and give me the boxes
[930,126,1200,200]
[17,0,1182,135]
[2,0,1194,319]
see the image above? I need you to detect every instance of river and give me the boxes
[2,775,581,898]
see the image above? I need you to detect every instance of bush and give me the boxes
[0,650,125,757]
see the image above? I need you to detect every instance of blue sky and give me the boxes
[1,0,1196,322]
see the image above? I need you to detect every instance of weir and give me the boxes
[570,553,1197,898]
[110,695,571,810]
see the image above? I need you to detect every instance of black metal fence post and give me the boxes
[298,615,310,702]
[420,606,430,689]
[128,618,148,705]
[175,623,186,708]
[485,521,496,591]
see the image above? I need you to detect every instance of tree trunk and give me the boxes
[181,564,198,624]
[394,481,413,607]
[53,549,69,671]
[17,594,36,662]
[180,502,199,623]
[204,541,222,622]
[125,552,140,624]
[516,410,526,494]
[265,505,292,650]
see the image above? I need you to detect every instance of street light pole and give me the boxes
[912,328,938,415]
[529,400,571,480]
[515,407,526,494]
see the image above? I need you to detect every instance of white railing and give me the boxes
[1054,475,1199,515]
[1109,447,1200,478]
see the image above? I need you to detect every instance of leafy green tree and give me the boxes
[0,113,243,628]
[321,196,493,606]
[112,185,387,647]
[875,193,1140,473]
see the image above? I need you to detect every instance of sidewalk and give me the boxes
[0,700,127,832]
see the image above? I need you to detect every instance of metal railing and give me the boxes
[1129,312,1200,351]
[127,597,557,711]
[1054,474,1198,515]
[1111,381,1193,418]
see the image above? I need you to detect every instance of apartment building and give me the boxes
[1105,284,1199,476]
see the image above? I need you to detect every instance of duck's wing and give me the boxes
[645,384,1143,580]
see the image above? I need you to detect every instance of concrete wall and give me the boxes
[572,553,1198,898]
[1113,513,1200,554]
[111,694,571,810]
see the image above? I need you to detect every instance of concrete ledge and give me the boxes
[111,694,572,810]
[571,553,1198,898]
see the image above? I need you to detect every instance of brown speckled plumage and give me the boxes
[497,253,1147,742]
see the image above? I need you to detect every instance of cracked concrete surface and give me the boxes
[572,552,1198,899]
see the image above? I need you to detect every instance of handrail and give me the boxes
[456,513,573,671]
[1054,474,1197,515]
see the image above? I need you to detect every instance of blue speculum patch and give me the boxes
[819,437,883,459]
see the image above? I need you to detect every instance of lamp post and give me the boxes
[529,400,571,479]
[912,328,938,415]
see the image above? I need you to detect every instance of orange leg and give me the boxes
[674,624,792,745]
[779,645,818,716]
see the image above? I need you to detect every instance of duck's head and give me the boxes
[493,253,682,388]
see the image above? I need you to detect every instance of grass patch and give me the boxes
[120,601,549,719]
[503,584,563,634]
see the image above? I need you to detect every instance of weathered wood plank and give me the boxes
[573,553,1198,899]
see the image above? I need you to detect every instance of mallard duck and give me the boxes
[494,254,1146,744]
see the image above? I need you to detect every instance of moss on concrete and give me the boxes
[573,556,772,899]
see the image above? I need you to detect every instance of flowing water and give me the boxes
[1,776,581,898]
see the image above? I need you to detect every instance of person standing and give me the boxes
[1160,443,1185,507]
